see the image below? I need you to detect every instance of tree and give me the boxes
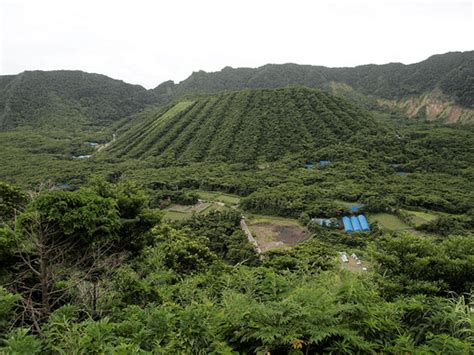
[7,189,121,330]
[151,225,217,275]
[0,181,28,224]
[371,233,474,296]
[86,177,162,252]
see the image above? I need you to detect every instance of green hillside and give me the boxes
[106,87,385,163]
[0,70,157,130]
[1,51,471,131]
[154,51,474,122]
[157,51,473,107]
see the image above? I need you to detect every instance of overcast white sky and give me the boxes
[0,0,472,88]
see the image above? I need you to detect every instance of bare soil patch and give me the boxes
[249,221,309,252]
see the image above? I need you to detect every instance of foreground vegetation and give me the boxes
[0,178,472,353]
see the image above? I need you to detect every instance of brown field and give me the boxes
[248,219,309,252]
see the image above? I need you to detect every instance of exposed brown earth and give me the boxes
[248,221,309,252]
[378,91,474,123]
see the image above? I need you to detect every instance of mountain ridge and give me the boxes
[0,50,472,129]
[153,51,474,122]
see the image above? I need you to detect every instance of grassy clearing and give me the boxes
[167,204,193,212]
[163,210,194,221]
[193,190,241,205]
[163,201,233,221]
[369,213,411,231]
[246,214,302,225]
[151,100,194,128]
[403,210,438,227]
[163,202,210,221]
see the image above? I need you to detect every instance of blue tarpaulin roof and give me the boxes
[342,214,371,233]
[349,204,363,213]
[319,160,330,166]
[357,215,370,231]
[342,216,353,232]
[350,216,362,231]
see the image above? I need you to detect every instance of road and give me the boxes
[240,219,262,254]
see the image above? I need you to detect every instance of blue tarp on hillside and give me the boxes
[342,216,353,232]
[357,215,370,231]
[349,204,363,213]
[319,160,330,167]
[342,214,371,233]
[350,216,362,231]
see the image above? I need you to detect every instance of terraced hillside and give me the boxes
[106,87,385,163]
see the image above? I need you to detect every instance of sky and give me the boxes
[0,0,472,89]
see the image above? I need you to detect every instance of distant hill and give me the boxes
[106,87,386,164]
[0,70,157,130]
[154,51,474,123]
[1,51,471,130]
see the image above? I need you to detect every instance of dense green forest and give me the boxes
[0,71,156,130]
[0,55,473,353]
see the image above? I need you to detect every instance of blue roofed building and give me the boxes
[350,216,362,231]
[357,215,370,231]
[341,215,370,233]
[342,216,353,232]
[319,160,330,167]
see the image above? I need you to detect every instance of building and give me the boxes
[342,214,371,233]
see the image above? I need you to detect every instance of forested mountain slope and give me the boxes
[154,51,474,122]
[1,51,471,130]
[106,87,386,164]
[0,70,157,130]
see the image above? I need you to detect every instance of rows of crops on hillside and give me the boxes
[107,87,388,164]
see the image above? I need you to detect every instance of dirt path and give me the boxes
[97,133,116,152]
[240,219,262,254]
